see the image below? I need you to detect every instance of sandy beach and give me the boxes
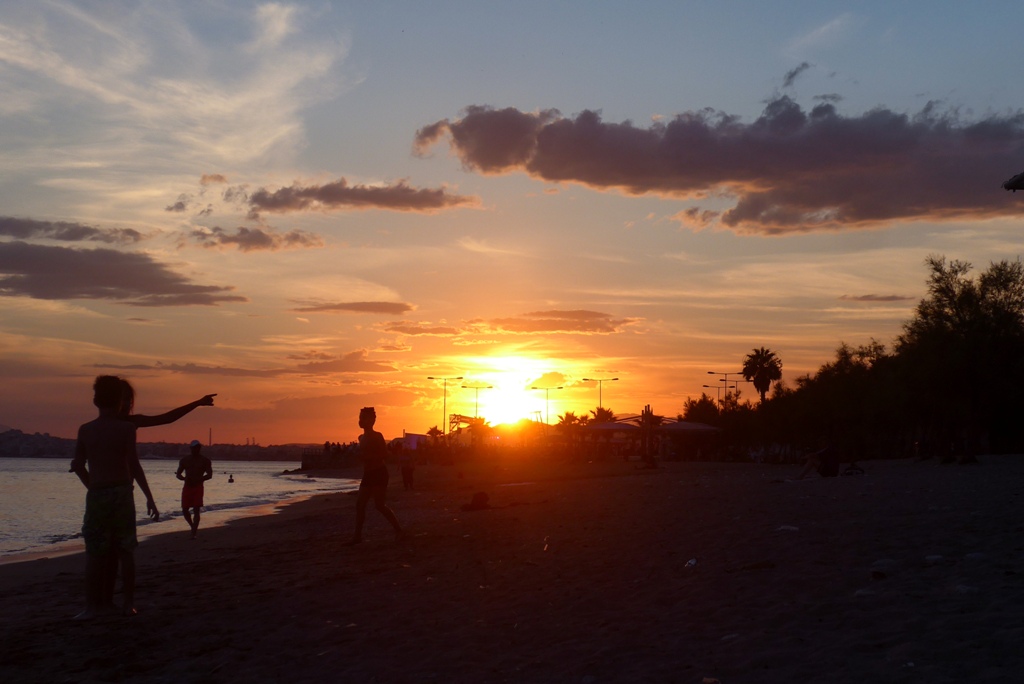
[2,454,1022,684]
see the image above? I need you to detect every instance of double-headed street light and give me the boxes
[708,370,744,400]
[703,383,737,405]
[427,375,463,434]
[530,385,563,425]
[582,377,618,409]
[461,383,493,418]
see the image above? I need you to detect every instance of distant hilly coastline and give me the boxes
[0,427,312,461]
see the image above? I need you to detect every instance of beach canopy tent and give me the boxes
[655,420,720,433]
[584,421,640,432]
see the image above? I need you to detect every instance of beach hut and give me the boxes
[656,420,720,460]
[582,421,641,460]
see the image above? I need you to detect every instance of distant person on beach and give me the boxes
[176,440,213,539]
[345,407,403,545]
[69,375,159,619]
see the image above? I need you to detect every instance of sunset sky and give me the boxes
[2,1,1023,445]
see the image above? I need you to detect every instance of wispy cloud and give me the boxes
[0,3,351,186]
[295,349,396,374]
[246,178,479,217]
[782,62,812,88]
[416,99,1024,234]
[471,310,638,335]
[839,293,915,303]
[787,14,856,56]
[95,349,397,376]
[382,321,462,336]
[96,361,285,377]
[190,226,323,251]
[0,242,246,306]
[292,300,415,315]
[456,237,527,256]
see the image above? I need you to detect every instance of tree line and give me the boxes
[681,255,1024,463]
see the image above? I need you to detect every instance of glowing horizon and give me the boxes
[2,3,1022,444]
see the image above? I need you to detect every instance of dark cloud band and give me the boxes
[247,177,478,216]
[0,242,246,306]
[416,99,1024,234]
[0,216,141,244]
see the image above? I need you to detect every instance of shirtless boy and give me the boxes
[176,440,213,539]
[70,375,159,619]
[345,407,403,545]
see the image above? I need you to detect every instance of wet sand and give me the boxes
[2,455,1022,683]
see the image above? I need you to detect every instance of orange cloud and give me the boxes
[293,301,415,315]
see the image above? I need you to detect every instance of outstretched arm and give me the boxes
[131,394,217,428]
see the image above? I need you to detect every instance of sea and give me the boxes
[0,457,359,562]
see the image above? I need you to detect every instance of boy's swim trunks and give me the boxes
[82,484,138,554]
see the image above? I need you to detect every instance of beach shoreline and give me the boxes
[2,455,1022,683]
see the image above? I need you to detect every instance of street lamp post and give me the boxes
[427,375,463,434]
[582,377,618,409]
[708,370,744,403]
[702,384,723,403]
[723,377,753,399]
[530,386,563,425]
[703,383,737,406]
[461,383,493,418]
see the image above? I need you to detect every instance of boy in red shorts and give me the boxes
[176,440,212,539]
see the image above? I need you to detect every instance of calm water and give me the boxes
[0,457,359,559]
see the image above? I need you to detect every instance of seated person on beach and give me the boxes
[69,375,159,619]
[345,407,403,545]
[796,442,840,479]
[176,440,213,539]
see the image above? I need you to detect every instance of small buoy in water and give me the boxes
[228,474,234,483]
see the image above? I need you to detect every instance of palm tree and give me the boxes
[426,425,443,446]
[589,406,615,423]
[557,411,581,430]
[638,404,663,468]
[742,347,783,402]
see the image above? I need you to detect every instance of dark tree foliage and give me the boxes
[682,393,719,425]
[894,255,1024,455]
[741,256,1024,462]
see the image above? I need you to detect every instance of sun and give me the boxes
[459,354,554,426]
[479,385,540,425]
